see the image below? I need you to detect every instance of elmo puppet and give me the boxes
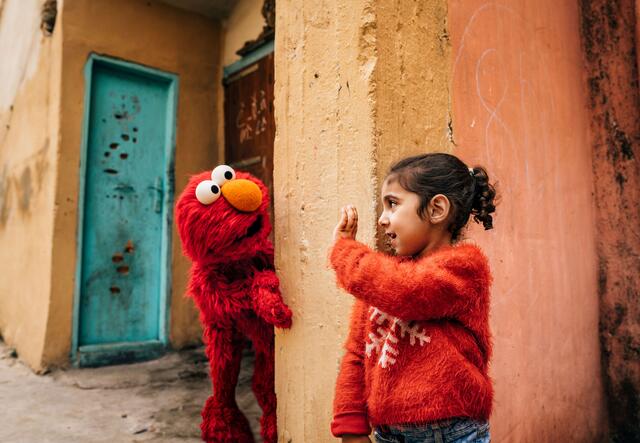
[175,164,292,443]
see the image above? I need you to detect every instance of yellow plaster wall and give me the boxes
[43,0,221,367]
[274,0,439,440]
[221,0,265,67]
[274,0,376,443]
[0,0,62,372]
[374,0,453,172]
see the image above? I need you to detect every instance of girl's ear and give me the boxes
[428,194,451,224]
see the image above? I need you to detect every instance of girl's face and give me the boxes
[378,178,433,257]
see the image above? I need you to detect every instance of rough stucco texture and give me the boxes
[43,0,221,368]
[450,1,606,441]
[274,1,377,441]
[0,0,61,372]
[374,0,452,171]
[273,0,450,441]
[578,1,640,441]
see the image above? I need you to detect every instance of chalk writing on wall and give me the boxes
[236,89,269,144]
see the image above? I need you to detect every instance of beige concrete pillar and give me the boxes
[273,1,450,441]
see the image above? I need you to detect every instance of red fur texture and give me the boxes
[175,170,292,443]
[329,238,493,437]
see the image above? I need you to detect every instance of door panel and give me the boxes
[77,57,176,363]
[224,52,275,222]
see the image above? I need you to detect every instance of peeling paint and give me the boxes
[112,253,124,263]
[124,240,134,254]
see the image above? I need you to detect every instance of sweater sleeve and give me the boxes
[331,299,371,437]
[329,238,490,321]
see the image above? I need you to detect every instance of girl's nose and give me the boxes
[378,213,389,227]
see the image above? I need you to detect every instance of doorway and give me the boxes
[73,55,177,367]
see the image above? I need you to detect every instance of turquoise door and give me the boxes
[74,55,177,367]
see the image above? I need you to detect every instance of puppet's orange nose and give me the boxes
[221,179,262,212]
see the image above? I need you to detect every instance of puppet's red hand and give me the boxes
[262,295,293,329]
[252,271,293,329]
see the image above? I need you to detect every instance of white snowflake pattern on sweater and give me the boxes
[365,307,431,368]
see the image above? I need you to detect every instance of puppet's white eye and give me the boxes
[195,180,221,205]
[211,165,236,186]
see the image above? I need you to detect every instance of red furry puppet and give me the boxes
[175,164,292,443]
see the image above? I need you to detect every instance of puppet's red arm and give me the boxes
[251,270,292,329]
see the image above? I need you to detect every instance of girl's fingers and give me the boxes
[351,206,358,235]
[333,205,358,241]
[347,206,355,230]
[346,205,357,232]
[338,206,347,228]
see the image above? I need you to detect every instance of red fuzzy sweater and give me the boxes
[330,238,493,437]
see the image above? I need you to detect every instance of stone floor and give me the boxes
[0,341,262,443]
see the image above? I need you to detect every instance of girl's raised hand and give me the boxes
[333,205,358,242]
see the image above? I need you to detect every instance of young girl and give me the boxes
[329,153,497,443]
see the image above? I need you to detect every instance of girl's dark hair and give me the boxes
[387,152,497,242]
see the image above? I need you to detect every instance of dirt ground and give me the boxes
[0,341,262,443]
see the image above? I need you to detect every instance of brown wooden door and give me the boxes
[223,52,275,224]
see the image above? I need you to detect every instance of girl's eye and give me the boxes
[389,200,398,208]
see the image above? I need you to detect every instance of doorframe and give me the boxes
[71,53,178,367]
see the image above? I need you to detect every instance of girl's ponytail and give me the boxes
[469,166,496,231]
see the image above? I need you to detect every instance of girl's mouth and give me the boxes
[385,232,397,247]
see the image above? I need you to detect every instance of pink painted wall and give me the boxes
[449,1,606,441]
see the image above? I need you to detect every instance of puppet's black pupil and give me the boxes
[211,185,219,194]
[224,171,233,180]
